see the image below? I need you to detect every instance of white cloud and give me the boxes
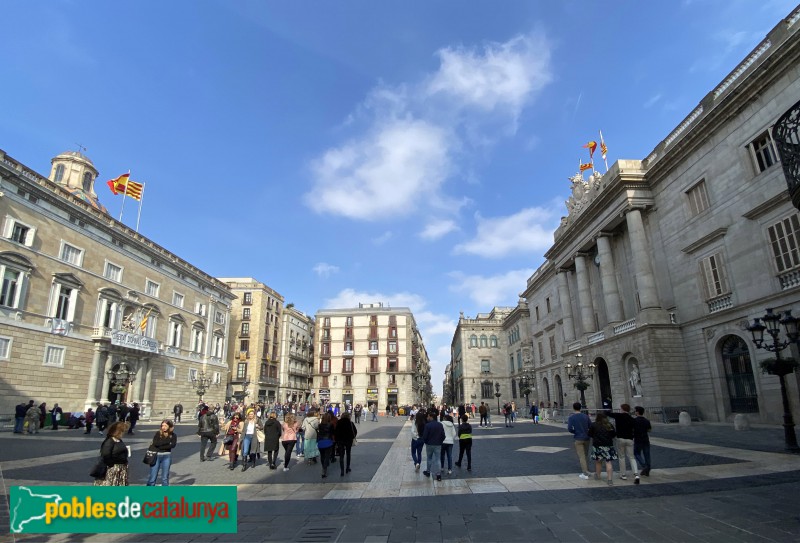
[644,93,662,108]
[449,269,535,308]
[305,118,451,221]
[313,263,340,278]
[453,206,558,259]
[419,219,459,241]
[426,33,552,117]
[372,231,393,245]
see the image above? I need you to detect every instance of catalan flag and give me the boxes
[107,173,144,201]
[599,130,608,160]
[579,161,593,172]
[139,307,153,333]
[583,141,597,158]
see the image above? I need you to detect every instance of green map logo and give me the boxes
[9,486,237,534]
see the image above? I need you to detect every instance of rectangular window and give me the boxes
[546,297,551,313]
[388,357,398,372]
[535,306,540,321]
[214,336,224,358]
[538,341,545,363]
[700,252,731,299]
[242,308,250,320]
[0,336,10,359]
[165,364,176,380]
[188,368,198,382]
[213,371,221,384]
[191,328,203,352]
[346,316,353,326]
[195,302,207,316]
[240,339,249,353]
[481,381,493,399]
[43,345,65,367]
[215,311,225,325]
[320,359,331,373]
[344,358,354,372]
[388,341,397,353]
[237,363,247,380]
[243,292,252,305]
[686,180,710,217]
[241,322,250,336]
[481,359,490,373]
[172,292,184,308]
[345,375,352,386]
[509,355,515,372]
[4,218,36,246]
[768,214,800,273]
[168,321,182,347]
[146,280,160,298]
[749,131,779,173]
[369,375,377,386]
[60,242,84,266]
[104,262,123,282]
[549,336,556,360]
[55,286,72,320]
[11,222,29,244]
[0,268,22,308]
[369,340,378,351]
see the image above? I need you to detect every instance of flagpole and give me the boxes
[118,170,130,222]
[135,182,146,232]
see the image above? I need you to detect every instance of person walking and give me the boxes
[173,403,183,423]
[95,403,108,434]
[530,403,539,424]
[240,409,265,472]
[197,405,220,462]
[127,403,140,434]
[146,420,177,486]
[370,403,378,422]
[567,402,591,480]
[589,412,618,485]
[262,411,281,470]
[95,421,130,486]
[222,412,243,470]
[38,402,47,429]
[25,402,40,435]
[609,403,638,484]
[478,402,487,427]
[633,406,652,477]
[302,410,320,465]
[422,408,445,481]
[454,414,473,471]
[440,413,457,475]
[317,412,335,478]
[410,410,426,471]
[50,403,63,430]
[84,407,95,435]
[281,413,299,471]
[334,412,357,476]
[354,404,362,424]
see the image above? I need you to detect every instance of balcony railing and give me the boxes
[367,349,379,355]
[707,294,733,313]
[342,350,355,356]
[613,318,637,335]
[587,331,605,344]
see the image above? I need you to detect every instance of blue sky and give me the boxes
[1,1,796,396]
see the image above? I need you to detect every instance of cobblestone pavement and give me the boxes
[2,415,800,542]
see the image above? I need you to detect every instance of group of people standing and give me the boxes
[14,400,65,433]
[410,407,473,481]
[567,402,652,485]
[92,418,177,487]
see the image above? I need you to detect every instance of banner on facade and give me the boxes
[110,330,159,353]
[387,388,399,393]
[50,318,69,336]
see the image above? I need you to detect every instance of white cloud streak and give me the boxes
[419,219,459,241]
[313,263,340,278]
[453,206,558,259]
[449,269,535,308]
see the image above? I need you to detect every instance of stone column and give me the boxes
[84,346,107,410]
[574,254,596,333]
[556,270,576,342]
[99,352,115,404]
[132,358,145,404]
[596,234,625,324]
[625,208,660,310]
[141,358,154,420]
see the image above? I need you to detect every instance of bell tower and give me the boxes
[49,150,99,198]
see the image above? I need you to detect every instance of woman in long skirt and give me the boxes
[301,410,320,464]
[94,421,129,486]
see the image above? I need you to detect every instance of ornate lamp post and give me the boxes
[519,366,536,407]
[747,308,800,452]
[565,353,595,409]
[773,98,800,210]
[107,360,137,401]
[192,370,215,401]
[494,381,501,415]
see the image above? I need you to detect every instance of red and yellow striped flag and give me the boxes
[107,173,144,201]
[583,141,597,158]
[600,130,608,160]
[579,162,593,172]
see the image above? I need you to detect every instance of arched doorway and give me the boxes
[596,358,611,408]
[721,335,759,413]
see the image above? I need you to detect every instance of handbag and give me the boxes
[143,449,158,466]
[223,435,235,445]
[90,459,107,479]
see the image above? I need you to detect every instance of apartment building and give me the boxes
[278,305,314,404]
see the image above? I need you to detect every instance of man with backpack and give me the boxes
[197,405,220,461]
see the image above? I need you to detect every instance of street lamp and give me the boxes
[747,308,800,452]
[494,381,501,415]
[565,352,595,409]
[519,366,536,407]
[191,370,215,401]
[107,360,137,400]
[773,98,800,210]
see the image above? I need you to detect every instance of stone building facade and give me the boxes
[278,305,315,404]
[218,278,284,404]
[314,303,431,410]
[520,10,800,423]
[0,150,234,420]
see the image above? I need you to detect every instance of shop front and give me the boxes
[318,388,331,407]
[343,390,353,407]
[387,387,399,410]
[366,388,379,410]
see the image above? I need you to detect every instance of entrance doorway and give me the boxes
[387,393,398,411]
[721,335,759,413]
[596,358,611,408]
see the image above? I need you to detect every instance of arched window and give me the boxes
[721,335,759,413]
[82,172,93,192]
[191,323,205,353]
[480,335,488,347]
[54,164,65,183]
[490,335,498,347]
[168,314,185,348]
[469,334,478,347]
